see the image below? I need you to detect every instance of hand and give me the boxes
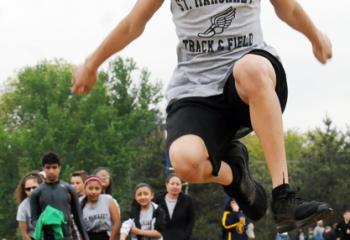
[119,233,127,240]
[312,31,332,64]
[71,61,97,95]
[131,226,141,235]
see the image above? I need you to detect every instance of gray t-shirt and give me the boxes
[140,206,154,231]
[167,0,278,103]
[82,194,113,234]
[16,198,35,237]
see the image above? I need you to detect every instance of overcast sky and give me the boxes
[0,0,349,132]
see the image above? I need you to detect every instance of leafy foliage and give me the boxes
[0,57,164,238]
[0,59,349,240]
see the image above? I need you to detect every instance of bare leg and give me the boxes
[169,134,234,185]
[233,54,288,188]
[232,54,333,231]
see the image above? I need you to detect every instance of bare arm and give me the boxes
[72,0,164,94]
[18,222,31,240]
[270,0,332,64]
[131,227,162,238]
[109,199,121,240]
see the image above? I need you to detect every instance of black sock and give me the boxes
[272,183,290,199]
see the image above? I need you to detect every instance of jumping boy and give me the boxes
[71,0,333,232]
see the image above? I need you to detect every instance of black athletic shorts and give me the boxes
[88,231,109,240]
[166,49,288,176]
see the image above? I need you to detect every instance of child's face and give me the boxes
[135,186,153,207]
[96,169,110,188]
[43,164,60,182]
[230,200,239,212]
[24,179,39,197]
[70,176,85,196]
[85,181,102,202]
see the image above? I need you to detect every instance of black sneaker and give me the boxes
[271,185,333,233]
[222,140,268,221]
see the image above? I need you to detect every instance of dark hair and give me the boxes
[134,182,152,193]
[166,173,182,184]
[223,197,237,211]
[131,182,153,213]
[93,167,112,195]
[14,171,44,204]
[70,170,87,182]
[42,151,61,166]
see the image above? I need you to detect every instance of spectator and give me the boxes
[94,167,121,219]
[81,176,120,240]
[308,227,316,240]
[15,171,44,240]
[154,174,195,240]
[296,228,307,240]
[335,209,350,240]
[70,170,87,198]
[221,198,248,240]
[93,167,112,195]
[70,170,87,240]
[120,183,166,240]
[323,225,336,240]
[314,220,325,240]
[276,232,290,240]
[30,152,88,240]
[246,222,255,240]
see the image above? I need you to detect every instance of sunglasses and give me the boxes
[25,186,37,192]
[98,176,110,180]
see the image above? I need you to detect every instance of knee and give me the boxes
[233,55,275,98]
[169,136,207,182]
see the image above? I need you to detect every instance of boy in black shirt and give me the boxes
[30,152,89,240]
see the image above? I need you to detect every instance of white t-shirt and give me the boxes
[165,198,177,219]
[16,198,35,237]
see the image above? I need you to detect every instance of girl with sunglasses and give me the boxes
[14,171,44,240]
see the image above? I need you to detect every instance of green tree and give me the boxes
[296,118,350,222]
[1,57,349,240]
[0,126,21,237]
[0,57,164,238]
